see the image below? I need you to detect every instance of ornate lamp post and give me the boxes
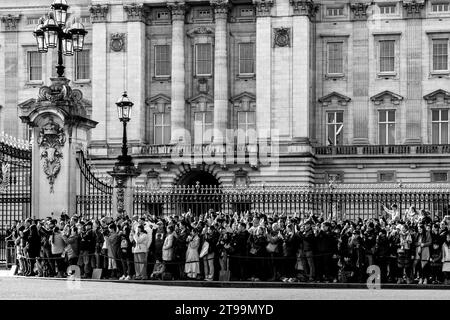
[108,92,141,216]
[33,0,87,78]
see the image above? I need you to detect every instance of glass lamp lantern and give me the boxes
[33,19,47,53]
[116,92,134,122]
[41,12,59,49]
[69,21,87,52]
[51,0,69,26]
[62,28,73,56]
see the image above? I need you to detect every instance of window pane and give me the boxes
[388,110,395,122]
[28,51,42,81]
[336,125,343,145]
[163,125,171,144]
[239,43,254,74]
[432,123,440,144]
[327,125,334,144]
[155,45,170,77]
[380,41,395,72]
[442,109,449,121]
[327,112,335,123]
[163,113,171,125]
[379,111,386,122]
[336,112,344,123]
[247,111,256,124]
[433,41,448,71]
[328,42,343,74]
[154,127,162,144]
[379,124,386,144]
[205,111,213,123]
[432,110,440,121]
[388,123,395,144]
[442,122,449,144]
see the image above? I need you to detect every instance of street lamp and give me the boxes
[116,92,134,166]
[33,0,87,78]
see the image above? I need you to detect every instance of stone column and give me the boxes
[403,0,425,144]
[254,0,273,142]
[89,5,109,155]
[350,2,371,144]
[168,1,188,144]
[211,0,229,145]
[20,78,97,219]
[1,14,21,138]
[124,3,147,148]
[290,1,317,145]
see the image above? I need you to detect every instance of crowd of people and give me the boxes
[4,204,450,284]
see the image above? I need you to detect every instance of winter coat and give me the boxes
[302,229,315,252]
[316,230,337,254]
[133,232,150,254]
[50,232,65,255]
[27,227,42,259]
[63,233,80,260]
[79,229,95,253]
[414,231,432,262]
[106,232,120,259]
[162,232,175,261]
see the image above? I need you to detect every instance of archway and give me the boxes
[175,169,221,216]
[177,169,220,186]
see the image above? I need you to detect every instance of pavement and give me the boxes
[1,271,450,299]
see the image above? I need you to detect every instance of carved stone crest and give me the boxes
[273,28,290,47]
[110,33,126,52]
[37,118,66,193]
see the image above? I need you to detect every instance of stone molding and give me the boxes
[423,89,450,105]
[273,27,291,47]
[1,14,20,31]
[318,92,351,106]
[370,90,404,105]
[253,0,273,17]
[289,0,319,18]
[123,3,149,23]
[89,4,109,23]
[167,1,187,21]
[402,0,425,16]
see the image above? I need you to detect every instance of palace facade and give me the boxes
[2,0,450,188]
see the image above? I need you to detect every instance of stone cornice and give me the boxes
[289,0,319,18]
[123,3,148,23]
[370,90,404,105]
[1,14,20,31]
[349,2,372,21]
[253,0,273,17]
[402,0,425,16]
[167,1,187,21]
[89,4,109,23]
[210,0,230,19]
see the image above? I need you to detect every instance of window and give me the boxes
[27,17,40,25]
[195,9,212,19]
[80,16,90,24]
[27,51,42,81]
[432,3,450,12]
[379,5,396,14]
[75,50,90,80]
[326,111,344,145]
[378,110,396,144]
[156,11,170,20]
[379,40,395,73]
[154,45,171,77]
[327,42,343,74]
[154,113,171,144]
[326,7,344,16]
[432,109,449,144]
[194,112,213,144]
[238,43,254,75]
[432,39,448,71]
[237,111,256,144]
[378,171,396,182]
[195,44,212,76]
[240,8,254,16]
[432,171,448,182]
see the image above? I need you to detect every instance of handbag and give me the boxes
[200,241,209,258]
[266,243,278,253]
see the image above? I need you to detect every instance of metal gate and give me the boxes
[75,150,113,219]
[0,135,31,266]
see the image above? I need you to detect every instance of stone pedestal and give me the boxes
[20,77,98,219]
[108,164,140,217]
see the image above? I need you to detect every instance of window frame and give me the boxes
[27,51,42,82]
[193,111,213,144]
[195,43,213,77]
[326,6,344,17]
[378,4,397,15]
[431,170,449,182]
[379,40,396,74]
[378,109,396,145]
[154,45,171,78]
[153,112,171,145]
[238,42,255,76]
[237,111,256,144]
[431,38,449,73]
[431,108,449,144]
[74,49,91,81]
[326,111,344,146]
[326,41,344,76]
[431,2,450,13]
[377,170,397,183]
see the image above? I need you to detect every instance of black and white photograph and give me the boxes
[0,0,450,315]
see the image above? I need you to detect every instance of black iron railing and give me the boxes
[76,150,113,219]
[132,184,450,220]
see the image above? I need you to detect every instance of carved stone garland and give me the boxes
[37,117,66,193]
